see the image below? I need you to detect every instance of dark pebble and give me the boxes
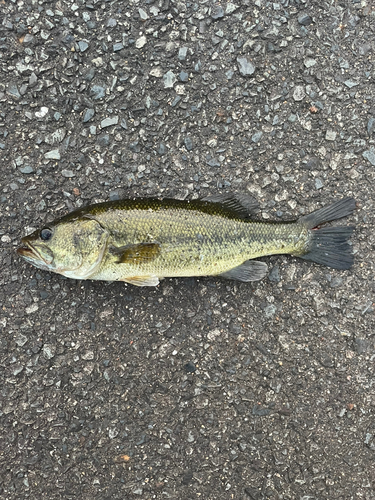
[90,84,106,99]
[184,137,193,151]
[182,470,194,485]
[113,43,124,52]
[367,117,375,136]
[78,40,89,52]
[179,71,188,82]
[268,265,280,283]
[184,361,196,373]
[97,134,110,147]
[83,108,95,123]
[207,158,220,167]
[157,143,166,155]
[211,5,224,20]
[298,13,313,25]
[171,96,181,107]
[252,405,271,416]
[354,338,369,355]
[129,141,140,152]
[20,165,34,174]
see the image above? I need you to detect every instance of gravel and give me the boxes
[1,1,374,499]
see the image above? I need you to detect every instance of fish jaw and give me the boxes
[17,240,55,272]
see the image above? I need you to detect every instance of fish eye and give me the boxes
[40,228,53,241]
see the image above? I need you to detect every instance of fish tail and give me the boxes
[298,197,356,270]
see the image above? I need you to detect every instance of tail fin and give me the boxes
[298,198,356,270]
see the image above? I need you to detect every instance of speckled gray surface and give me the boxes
[1,1,374,499]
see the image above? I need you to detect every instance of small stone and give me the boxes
[236,57,255,77]
[363,148,375,166]
[163,70,176,88]
[264,304,276,318]
[178,47,188,61]
[226,3,239,14]
[45,129,66,144]
[298,13,313,25]
[113,42,123,52]
[325,130,337,141]
[61,169,75,177]
[13,365,24,376]
[26,304,39,314]
[20,165,34,174]
[344,80,358,88]
[157,143,166,155]
[293,86,305,101]
[179,71,188,82]
[184,137,193,151]
[211,5,224,20]
[304,58,316,68]
[252,405,271,416]
[136,35,147,49]
[83,108,95,123]
[251,131,263,143]
[184,362,196,373]
[35,106,49,118]
[16,62,33,74]
[268,266,280,282]
[7,84,21,99]
[107,18,117,27]
[367,117,375,135]
[23,33,34,45]
[43,344,56,359]
[150,67,163,78]
[315,178,324,189]
[45,149,61,160]
[101,116,119,128]
[207,158,221,167]
[138,8,148,20]
[15,333,28,347]
[78,40,89,52]
[91,85,106,99]
[97,134,110,147]
[354,337,369,355]
[29,72,38,86]
[226,69,234,80]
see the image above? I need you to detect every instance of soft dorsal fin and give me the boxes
[201,193,259,219]
[111,242,161,264]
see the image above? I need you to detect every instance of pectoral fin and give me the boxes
[122,275,160,287]
[111,242,161,264]
[220,260,268,282]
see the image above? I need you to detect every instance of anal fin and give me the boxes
[219,260,268,282]
[121,275,160,287]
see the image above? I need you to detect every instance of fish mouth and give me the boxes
[17,240,54,271]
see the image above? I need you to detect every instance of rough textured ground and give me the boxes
[1,1,374,499]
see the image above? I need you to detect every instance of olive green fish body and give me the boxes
[17,195,356,286]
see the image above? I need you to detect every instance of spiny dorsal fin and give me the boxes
[111,242,161,264]
[201,193,259,219]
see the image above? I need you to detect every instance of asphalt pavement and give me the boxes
[1,1,374,499]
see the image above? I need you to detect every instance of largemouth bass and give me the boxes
[17,194,356,286]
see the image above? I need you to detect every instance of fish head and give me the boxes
[17,216,109,279]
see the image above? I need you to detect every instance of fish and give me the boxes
[17,194,356,287]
